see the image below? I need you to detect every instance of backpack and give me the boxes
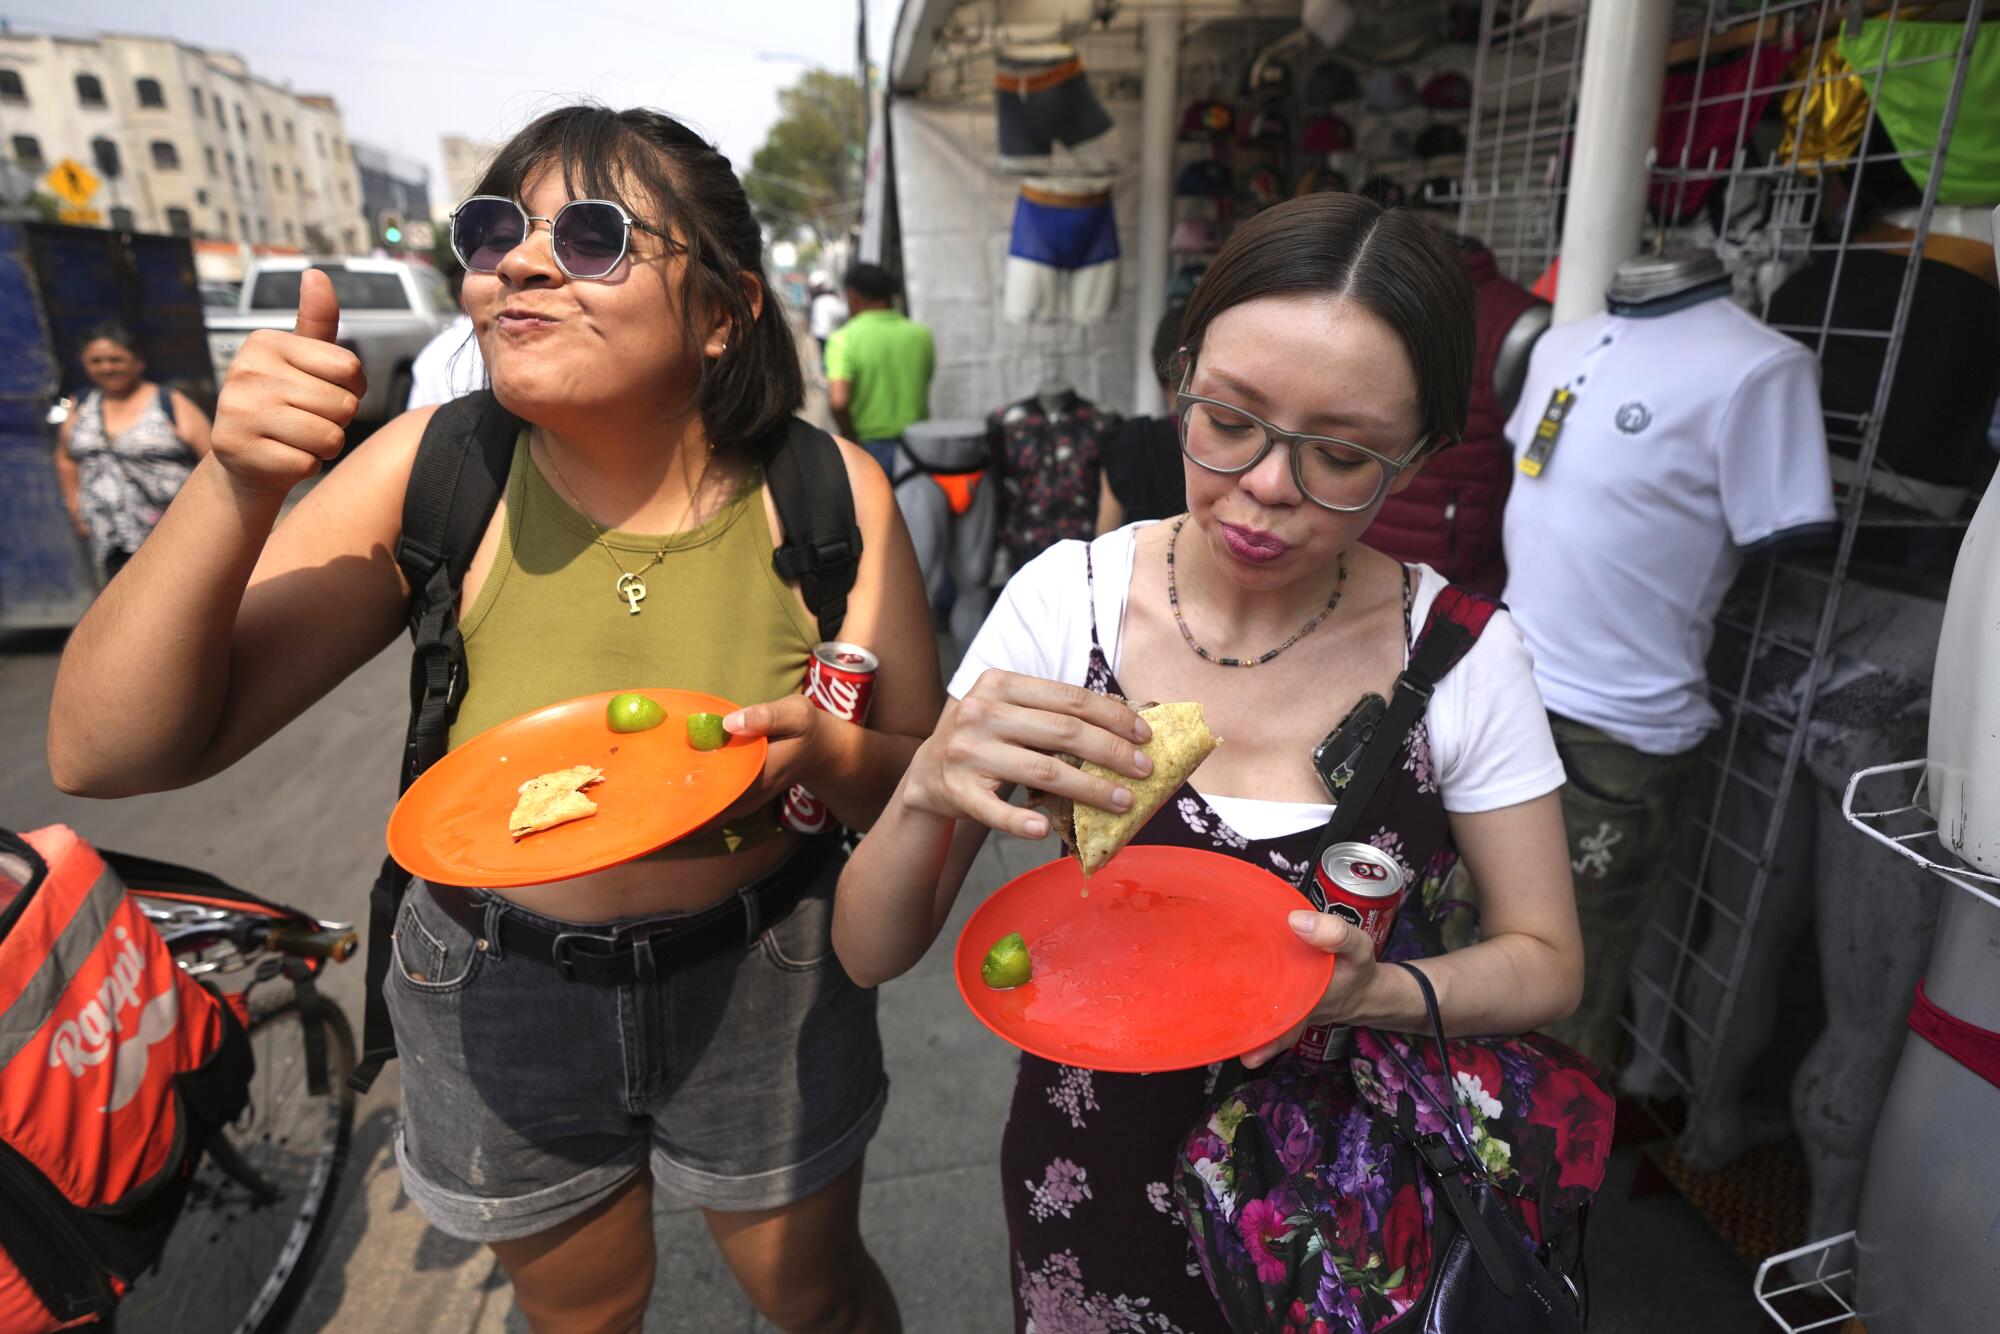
[0,826,253,1333]
[350,391,864,1092]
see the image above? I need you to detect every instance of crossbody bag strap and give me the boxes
[1298,582,1498,905]
[1382,959,1523,1299]
[351,392,517,1094]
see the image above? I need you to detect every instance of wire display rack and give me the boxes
[1753,1231,1859,1332]
[1460,0,1990,1152]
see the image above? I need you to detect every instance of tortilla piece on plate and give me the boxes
[508,765,606,839]
[1071,702,1219,874]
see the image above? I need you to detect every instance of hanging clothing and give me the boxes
[988,390,1119,569]
[1650,39,1798,220]
[1767,251,2000,502]
[1097,415,1187,525]
[65,386,197,568]
[1367,247,1543,594]
[1501,294,1837,756]
[1780,43,1871,177]
[1003,181,1121,325]
[1839,19,2000,208]
[948,527,1579,1333]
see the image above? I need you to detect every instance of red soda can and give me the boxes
[1293,841,1408,1062]
[780,641,880,834]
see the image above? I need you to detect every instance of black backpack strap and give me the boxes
[765,418,863,642]
[1299,583,1501,904]
[350,392,518,1093]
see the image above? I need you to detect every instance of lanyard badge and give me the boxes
[1519,387,1573,478]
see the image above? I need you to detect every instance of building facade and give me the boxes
[440,134,498,217]
[353,141,430,241]
[0,29,369,258]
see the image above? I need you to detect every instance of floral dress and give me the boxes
[1001,549,1612,1334]
[66,387,196,568]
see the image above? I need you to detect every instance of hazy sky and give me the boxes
[13,0,898,210]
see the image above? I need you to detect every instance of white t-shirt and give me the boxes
[809,292,848,341]
[1502,297,1835,755]
[406,316,485,410]
[949,525,1566,837]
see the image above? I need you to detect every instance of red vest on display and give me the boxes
[1366,247,1542,596]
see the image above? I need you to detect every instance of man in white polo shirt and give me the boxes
[1501,270,1836,1070]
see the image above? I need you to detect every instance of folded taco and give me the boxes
[1031,701,1220,875]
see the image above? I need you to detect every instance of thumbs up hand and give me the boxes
[210,268,369,498]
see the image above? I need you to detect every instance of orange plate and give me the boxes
[954,845,1334,1073]
[386,689,767,889]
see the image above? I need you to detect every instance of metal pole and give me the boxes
[1552,0,1671,324]
[857,0,871,171]
[1133,4,1180,415]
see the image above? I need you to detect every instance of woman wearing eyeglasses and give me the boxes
[50,106,937,1333]
[833,195,1591,1330]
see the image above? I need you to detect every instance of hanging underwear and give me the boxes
[1908,977,2000,1092]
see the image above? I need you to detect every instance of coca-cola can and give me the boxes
[780,641,880,834]
[1294,841,1408,1062]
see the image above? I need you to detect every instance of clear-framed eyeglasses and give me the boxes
[1174,363,1425,513]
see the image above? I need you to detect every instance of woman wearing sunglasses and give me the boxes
[49,106,937,1333]
[833,194,1590,1330]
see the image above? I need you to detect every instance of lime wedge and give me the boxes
[607,692,666,733]
[686,712,728,751]
[981,931,1032,989]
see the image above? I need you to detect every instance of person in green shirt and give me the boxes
[825,263,934,473]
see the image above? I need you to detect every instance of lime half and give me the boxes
[607,692,667,733]
[685,712,728,751]
[981,931,1032,989]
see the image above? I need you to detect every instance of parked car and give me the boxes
[199,280,240,309]
[205,257,455,425]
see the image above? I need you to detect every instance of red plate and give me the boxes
[386,688,767,889]
[954,845,1334,1073]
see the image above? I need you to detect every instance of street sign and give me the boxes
[44,158,100,207]
[56,207,102,226]
[405,220,435,251]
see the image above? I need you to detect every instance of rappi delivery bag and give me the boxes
[0,825,250,1332]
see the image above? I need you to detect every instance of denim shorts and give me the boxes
[385,841,887,1242]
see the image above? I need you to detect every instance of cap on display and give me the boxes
[1443,3,1482,43]
[1359,122,1415,159]
[1306,59,1362,104]
[1421,71,1473,110]
[1360,173,1409,207]
[1414,123,1468,158]
[1241,111,1290,145]
[1246,167,1284,206]
[1170,217,1222,253]
[1174,159,1235,196]
[1364,69,1419,112]
[1168,262,1209,303]
[1301,114,1356,153]
[1180,100,1236,138]
[1247,58,1294,101]
[1295,164,1354,196]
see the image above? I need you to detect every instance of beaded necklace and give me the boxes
[1165,515,1347,667]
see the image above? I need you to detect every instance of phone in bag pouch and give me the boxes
[1312,693,1389,805]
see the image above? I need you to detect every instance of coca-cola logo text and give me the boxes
[806,661,864,721]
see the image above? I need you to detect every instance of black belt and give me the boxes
[426,835,836,985]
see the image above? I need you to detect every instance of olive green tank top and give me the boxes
[449,433,818,857]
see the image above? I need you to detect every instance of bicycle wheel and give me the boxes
[118,991,357,1334]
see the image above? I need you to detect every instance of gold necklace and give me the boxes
[538,434,715,615]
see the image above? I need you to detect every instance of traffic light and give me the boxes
[378,208,404,247]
